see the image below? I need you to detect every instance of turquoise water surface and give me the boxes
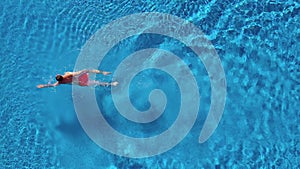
[0,0,299,168]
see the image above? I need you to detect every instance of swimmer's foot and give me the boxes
[101,71,111,76]
[94,70,111,75]
[110,81,119,86]
[96,81,118,87]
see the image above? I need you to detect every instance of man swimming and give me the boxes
[37,69,118,88]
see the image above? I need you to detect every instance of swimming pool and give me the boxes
[0,0,299,168]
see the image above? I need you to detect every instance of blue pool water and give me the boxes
[0,0,299,168]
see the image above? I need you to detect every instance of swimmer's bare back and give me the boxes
[37,69,118,88]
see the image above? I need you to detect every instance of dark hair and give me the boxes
[56,75,64,81]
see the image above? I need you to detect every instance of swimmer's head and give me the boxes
[56,74,63,81]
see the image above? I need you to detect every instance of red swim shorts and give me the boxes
[78,73,89,86]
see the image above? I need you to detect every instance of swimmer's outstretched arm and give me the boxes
[73,69,111,76]
[37,82,59,88]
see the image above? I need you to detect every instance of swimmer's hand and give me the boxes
[37,82,58,88]
[37,84,44,88]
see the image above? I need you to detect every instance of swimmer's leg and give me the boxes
[76,69,112,76]
[89,80,118,87]
[88,69,111,75]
